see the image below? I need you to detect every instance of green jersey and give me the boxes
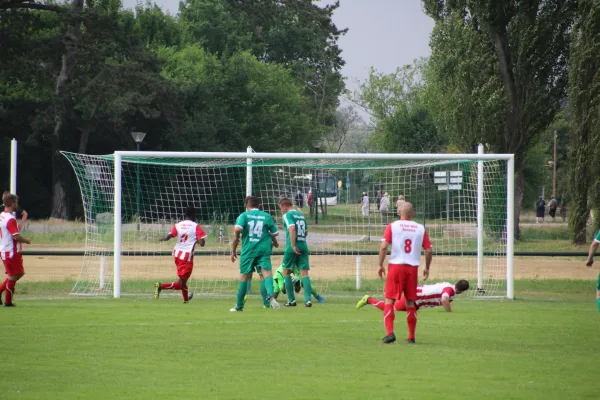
[282,210,308,251]
[235,209,278,257]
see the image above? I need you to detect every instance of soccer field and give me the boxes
[1,288,598,400]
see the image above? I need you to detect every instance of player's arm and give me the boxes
[13,233,31,245]
[268,218,279,248]
[423,230,432,280]
[6,219,30,244]
[231,226,242,262]
[378,239,389,279]
[18,209,28,231]
[288,224,301,254]
[586,236,600,266]
[159,233,173,241]
[441,293,452,312]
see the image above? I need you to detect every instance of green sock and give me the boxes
[596,297,600,312]
[246,278,252,295]
[260,280,269,307]
[264,276,274,297]
[284,276,295,302]
[303,277,313,303]
[236,281,247,310]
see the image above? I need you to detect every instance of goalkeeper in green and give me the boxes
[272,265,325,303]
[278,197,315,307]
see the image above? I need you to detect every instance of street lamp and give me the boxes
[131,132,146,230]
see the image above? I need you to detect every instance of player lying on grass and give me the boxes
[272,264,325,303]
[154,206,207,303]
[0,193,32,307]
[585,232,600,312]
[356,280,470,313]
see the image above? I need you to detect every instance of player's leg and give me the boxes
[156,258,183,298]
[297,249,313,306]
[282,252,297,305]
[232,256,254,311]
[596,273,600,312]
[382,265,401,343]
[3,254,24,306]
[257,257,279,310]
[403,266,419,343]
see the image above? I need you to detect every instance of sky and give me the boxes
[121,0,434,94]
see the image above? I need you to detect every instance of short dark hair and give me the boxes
[455,279,470,292]
[2,193,18,207]
[184,206,196,220]
[279,197,292,207]
[246,196,260,208]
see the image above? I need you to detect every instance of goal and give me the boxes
[62,147,515,299]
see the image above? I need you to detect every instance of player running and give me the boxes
[272,264,325,303]
[278,198,314,307]
[230,196,280,311]
[585,231,600,312]
[0,193,32,307]
[155,206,207,303]
[356,280,469,313]
[378,202,432,344]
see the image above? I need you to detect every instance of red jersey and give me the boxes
[0,211,20,260]
[169,220,207,261]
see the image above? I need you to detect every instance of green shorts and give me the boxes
[596,272,600,291]
[273,274,285,294]
[282,249,310,271]
[239,254,272,275]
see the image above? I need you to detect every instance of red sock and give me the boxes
[182,285,189,302]
[368,297,385,310]
[406,307,417,340]
[161,282,183,290]
[383,303,395,336]
[0,278,8,293]
[5,280,16,305]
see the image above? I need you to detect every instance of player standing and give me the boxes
[357,280,469,313]
[0,193,32,307]
[230,196,280,311]
[378,202,432,344]
[278,198,314,307]
[585,232,600,311]
[155,206,207,303]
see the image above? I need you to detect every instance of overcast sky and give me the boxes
[121,0,434,103]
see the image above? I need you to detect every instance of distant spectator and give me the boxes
[536,196,546,224]
[376,191,382,211]
[560,196,567,222]
[548,195,558,222]
[396,195,405,216]
[379,192,391,224]
[361,192,370,217]
[295,191,304,208]
[307,190,313,207]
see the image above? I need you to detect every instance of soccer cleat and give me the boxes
[244,294,248,305]
[382,333,396,344]
[305,301,312,307]
[284,301,297,307]
[267,296,280,310]
[294,279,301,293]
[230,307,243,312]
[407,338,416,344]
[4,303,15,307]
[316,294,325,303]
[184,292,194,304]
[356,295,370,310]
[154,282,162,299]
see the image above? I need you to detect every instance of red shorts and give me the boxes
[174,257,193,281]
[3,253,24,276]
[384,264,418,301]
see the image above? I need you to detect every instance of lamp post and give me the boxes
[131,132,146,231]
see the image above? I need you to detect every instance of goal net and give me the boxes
[62,150,514,299]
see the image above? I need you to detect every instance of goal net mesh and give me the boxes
[62,152,508,298]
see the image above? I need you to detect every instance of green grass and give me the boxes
[1,280,599,400]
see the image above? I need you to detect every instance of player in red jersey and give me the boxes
[0,193,32,307]
[378,202,432,344]
[154,206,207,303]
[357,280,470,313]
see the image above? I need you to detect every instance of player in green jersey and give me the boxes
[272,264,325,303]
[230,196,280,311]
[278,197,314,307]
[585,229,600,312]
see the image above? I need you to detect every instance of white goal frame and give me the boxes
[111,149,515,300]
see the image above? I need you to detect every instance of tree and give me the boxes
[322,106,362,153]
[422,0,577,238]
[568,0,600,244]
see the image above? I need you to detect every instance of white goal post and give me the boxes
[105,149,514,299]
